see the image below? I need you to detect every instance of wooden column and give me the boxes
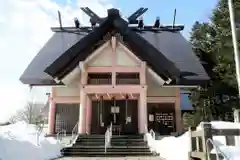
[79,62,87,134]
[140,61,146,85]
[111,36,117,86]
[79,90,86,134]
[85,96,92,134]
[48,87,56,135]
[112,72,116,86]
[138,87,147,133]
[175,88,183,132]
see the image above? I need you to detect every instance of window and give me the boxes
[116,73,140,84]
[87,73,112,85]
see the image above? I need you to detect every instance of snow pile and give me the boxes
[147,121,240,160]
[0,121,63,160]
[146,132,190,160]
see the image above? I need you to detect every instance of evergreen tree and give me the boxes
[189,0,240,122]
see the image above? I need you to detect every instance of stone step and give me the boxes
[57,156,162,160]
[62,151,154,157]
[62,147,150,152]
[66,145,149,149]
[77,135,143,139]
[77,138,144,142]
[74,141,147,146]
[76,139,145,143]
[61,134,155,158]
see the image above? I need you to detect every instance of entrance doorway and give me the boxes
[91,98,138,135]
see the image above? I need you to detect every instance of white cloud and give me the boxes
[0,0,112,122]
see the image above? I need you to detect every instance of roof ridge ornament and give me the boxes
[128,8,148,24]
[52,7,184,33]
[107,8,120,18]
[172,9,177,29]
[80,7,103,25]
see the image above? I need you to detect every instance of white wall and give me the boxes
[146,72,176,97]
[116,44,140,66]
[88,42,140,67]
[88,44,112,67]
[54,86,80,97]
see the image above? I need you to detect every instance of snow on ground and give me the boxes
[0,121,63,160]
[147,121,240,160]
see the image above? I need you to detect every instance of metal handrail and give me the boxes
[145,124,148,133]
[71,121,79,144]
[206,138,229,160]
[144,124,148,142]
[105,123,112,153]
[57,129,66,142]
[36,121,44,146]
[149,129,156,140]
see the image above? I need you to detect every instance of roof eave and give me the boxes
[168,78,210,87]
[19,77,64,86]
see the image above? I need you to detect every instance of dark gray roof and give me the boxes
[20,30,209,85]
[20,32,87,85]
[20,8,209,86]
[138,31,208,82]
[45,17,181,81]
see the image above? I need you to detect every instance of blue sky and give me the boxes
[56,0,218,38]
[114,0,218,38]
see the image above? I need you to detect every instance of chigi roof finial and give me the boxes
[127,7,148,24]
[80,7,103,26]
[51,7,184,33]
[107,8,120,17]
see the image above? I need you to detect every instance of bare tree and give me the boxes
[9,101,45,124]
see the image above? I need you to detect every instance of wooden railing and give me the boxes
[116,78,140,84]
[88,79,111,85]
[88,78,140,85]
[189,122,240,160]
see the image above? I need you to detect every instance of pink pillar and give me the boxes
[140,62,146,85]
[48,98,56,134]
[138,89,147,133]
[85,96,92,134]
[112,72,116,86]
[175,88,183,132]
[79,62,87,134]
[79,90,86,134]
[111,36,116,86]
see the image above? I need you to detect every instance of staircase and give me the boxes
[61,134,157,157]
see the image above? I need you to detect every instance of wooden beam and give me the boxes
[146,96,176,103]
[86,66,141,73]
[212,129,240,136]
[83,85,147,94]
[52,96,80,103]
